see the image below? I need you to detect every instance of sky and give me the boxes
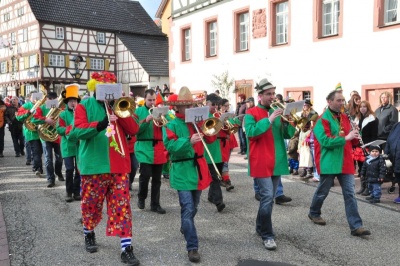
[136,0,162,19]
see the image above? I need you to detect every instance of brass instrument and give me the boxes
[103,97,137,157]
[24,88,47,131]
[213,111,238,134]
[38,94,66,142]
[192,117,224,180]
[270,102,308,130]
[149,106,168,127]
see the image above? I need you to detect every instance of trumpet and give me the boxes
[213,111,239,134]
[270,102,309,130]
[149,107,168,127]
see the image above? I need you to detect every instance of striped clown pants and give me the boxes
[81,173,132,237]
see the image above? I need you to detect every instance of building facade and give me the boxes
[0,0,169,98]
[167,0,400,113]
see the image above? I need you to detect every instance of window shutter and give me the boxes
[5,61,8,73]
[86,57,91,69]
[24,56,29,69]
[20,85,25,96]
[15,59,19,71]
[105,59,110,71]
[43,53,49,66]
[36,53,39,64]
[8,60,12,72]
[65,55,69,68]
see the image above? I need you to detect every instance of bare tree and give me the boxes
[211,70,234,99]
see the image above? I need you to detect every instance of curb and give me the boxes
[0,203,10,266]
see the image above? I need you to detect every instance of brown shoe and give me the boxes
[308,214,326,225]
[351,227,371,237]
[188,249,200,262]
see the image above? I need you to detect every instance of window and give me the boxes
[322,0,340,36]
[29,55,37,68]
[205,20,217,57]
[4,13,10,22]
[25,85,35,95]
[394,87,400,107]
[55,27,64,39]
[97,32,106,44]
[17,7,24,17]
[182,27,191,61]
[11,57,17,73]
[275,2,288,44]
[302,91,311,100]
[23,28,28,42]
[239,13,249,51]
[384,0,399,24]
[90,58,104,70]
[10,32,16,45]
[0,62,6,73]
[49,54,65,67]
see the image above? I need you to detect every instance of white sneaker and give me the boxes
[264,239,277,250]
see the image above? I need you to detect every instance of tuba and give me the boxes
[24,88,47,131]
[37,94,66,142]
[270,102,309,130]
[201,117,223,136]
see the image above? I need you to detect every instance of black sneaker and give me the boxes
[275,195,292,205]
[15,154,21,157]
[47,182,55,188]
[57,174,65,181]
[137,199,145,209]
[216,202,225,212]
[73,194,81,201]
[151,206,166,214]
[85,232,98,253]
[65,193,74,203]
[26,161,31,165]
[188,249,200,262]
[121,245,140,266]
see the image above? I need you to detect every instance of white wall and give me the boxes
[170,0,400,113]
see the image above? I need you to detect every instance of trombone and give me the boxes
[149,106,168,127]
[270,102,309,130]
[104,97,136,157]
[192,117,224,180]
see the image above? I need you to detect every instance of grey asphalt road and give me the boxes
[0,133,399,266]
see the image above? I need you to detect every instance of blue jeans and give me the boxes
[64,156,80,195]
[368,183,382,199]
[44,141,63,182]
[25,140,32,161]
[255,176,280,240]
[238,127,247,153]
[178,190,202,251]
[309,174,363,231]
[254,177,284,198]
[29,139,43,171]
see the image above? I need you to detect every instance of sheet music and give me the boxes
[283,100,306,116]
[45,99,59,109]
[96,83,123,101]
[151,106,169,118]
[219,112,235,122]
[185,106,209,123]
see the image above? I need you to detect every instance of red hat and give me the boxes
[155,93,164,106]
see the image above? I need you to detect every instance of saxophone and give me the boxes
[37,94,66,142]
[24,88,47,131]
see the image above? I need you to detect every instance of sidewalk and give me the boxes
[0,203,10,266]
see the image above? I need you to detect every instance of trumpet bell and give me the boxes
[114,97,136,118]
[201,117,223,136]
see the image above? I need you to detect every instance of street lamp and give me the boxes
[33,64,39,90]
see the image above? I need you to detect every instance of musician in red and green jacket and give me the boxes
[244,79,295,250]
[204,93,228,212]
[31,92,63,187]
[308,90,371,237]
[162,86,213,263]
[16,92,43,174]
[134,89,168,214]
[56,84,80,202]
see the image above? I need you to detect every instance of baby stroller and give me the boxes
[383,157,396,194]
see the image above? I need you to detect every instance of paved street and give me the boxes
[1,132,400,266]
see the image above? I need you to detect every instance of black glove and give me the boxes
[96,116,109,132]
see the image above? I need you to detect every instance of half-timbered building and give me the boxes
[0,0,169,97]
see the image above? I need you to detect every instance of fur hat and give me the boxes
[255,78,275,94]
[62,84,81,104]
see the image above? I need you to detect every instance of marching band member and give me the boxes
[16,91,44,175]
[74,72,140,265]
[56,84,81,202]
[308,89,371,237]
[31,92,64,187]
[162,86,214,263]
[244,78,296,250]
[135,89,167,214]
[205,93,226,212]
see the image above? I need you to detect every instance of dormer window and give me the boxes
[97,32,106,44]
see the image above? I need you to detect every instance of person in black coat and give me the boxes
[375,92,398,146]
[384,122,400,204]
[360,146,386,204]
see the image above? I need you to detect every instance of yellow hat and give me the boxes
[164,86,203,106]
[335,82,342,91]
[62,83,81,104]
